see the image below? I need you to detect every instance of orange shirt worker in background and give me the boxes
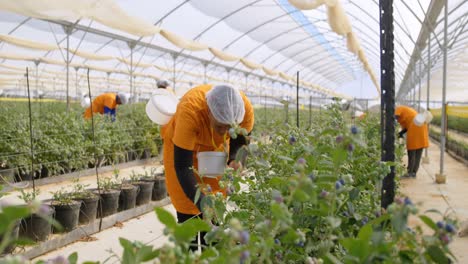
[162,84,254,250]
[395,105,429,178]
[83,92,129,121]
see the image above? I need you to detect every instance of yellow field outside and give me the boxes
[430,105,468,118]
[0,97,79,103]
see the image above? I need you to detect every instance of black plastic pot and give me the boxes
[96,190,121,217]
[16,170,34,182]
[74,195,99,225]
[142,174,166,201]
[0,168,15,184]
[133,181,154,206]
[52,201,81,233]
[118,184,138,211]
[20,205,54,242]
[1,220,20,254]
[140,149,152,159]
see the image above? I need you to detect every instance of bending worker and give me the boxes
[395,105,429,178]
[83,92,129,121]
[162,84,254,249]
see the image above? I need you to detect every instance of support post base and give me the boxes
[422,157,430,164]
[435,173,446,184]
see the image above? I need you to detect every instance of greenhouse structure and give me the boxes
[0,0,467,263]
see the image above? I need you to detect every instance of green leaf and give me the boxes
[292,189,309,202]
[67,252,78,264]
[358,224,373,242]
[277,155,294,162]
[120,238,136,264]
[174,218,210,243]
[155,207,176,230]
[419,215,437,231]
[194,188,201,205]
[332,148,347,167]
[349,188,360,201]
[140,249,160,262]
[340,238,370,261]
[326,216,342,229]
[424,209,443,216]
[3,206,31,220]
[323,252,344,264]
[426,246,449,264]
[200,247,218,259]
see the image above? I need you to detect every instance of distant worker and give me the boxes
[83,92,129,121]
[395,105,429,178]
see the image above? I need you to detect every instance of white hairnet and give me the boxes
[117,92,130,104]
[157,80,170,88]
[206,84,245,125]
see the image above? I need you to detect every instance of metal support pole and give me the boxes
[380,0,396,209]
[436,0,448,184]
[418,62,422,112]
[75,67,79,99]
[204,63,208,84]
[66,29,70,112]
[130,46,134,103]
[172,54,177,94]
[423,34,431,163]
[309,95,312,128]
[296,71,299,128]
[34,60,39,101]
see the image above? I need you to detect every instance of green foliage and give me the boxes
[17,188,40,203]
[70,178,95,199]
[51,188,74,205]
[431,114,468,134]
[0,101,161,180]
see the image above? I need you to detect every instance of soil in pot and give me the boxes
[118,184,138,211]
[52,200,81,233]
[133,181,154,205]
[74,194,99,225]
[20,204,54,242]
[1,220,20,254]
[95,190,121,218]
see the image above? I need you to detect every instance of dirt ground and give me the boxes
[400,141,468,263]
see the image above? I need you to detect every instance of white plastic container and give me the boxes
[424,110,433,123]
[413,113,426,127]
[145,89,178,125]
[197,151,227,178]
[81,96,91,108]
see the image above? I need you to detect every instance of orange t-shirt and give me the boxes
[84,93,117,119]
[162,84,254,215]
[395,105,429,150]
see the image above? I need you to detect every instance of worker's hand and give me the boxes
[228,160,243,171]
[398,131,405,138]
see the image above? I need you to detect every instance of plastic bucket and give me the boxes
[145,89,178,125]
[81,96,91,108]
[413,113,425,127]
[197,151,227,177]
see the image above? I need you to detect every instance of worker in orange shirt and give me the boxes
[162,84,254,251]
[395,105,429,178]
[83,92,129,121]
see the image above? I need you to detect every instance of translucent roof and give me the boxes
[0,0,466,102]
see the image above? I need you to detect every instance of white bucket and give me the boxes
[145,89,178,125]
[197,151,227,178]
[424,111,433,123]
[413,113,426,127]
[81,96,91,108]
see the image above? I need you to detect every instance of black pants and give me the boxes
[176,212,206,252]
[407,148,424,175]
